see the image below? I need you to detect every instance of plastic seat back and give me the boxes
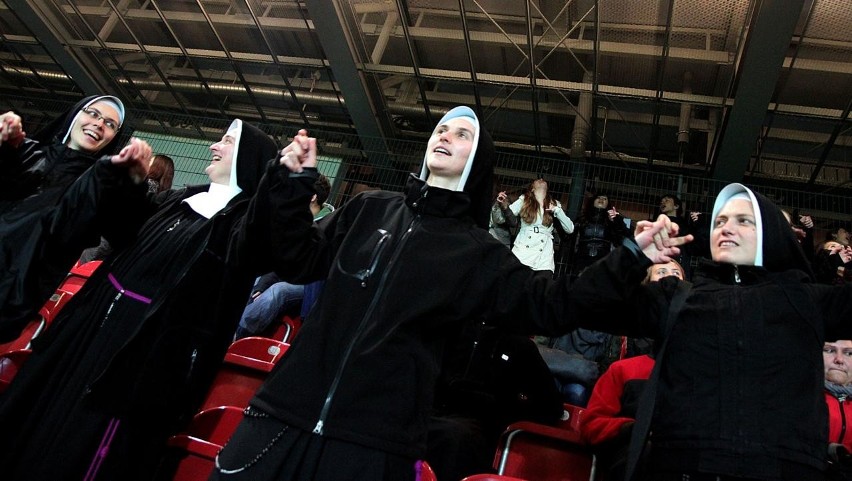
[268,315,302,343]
[199,338,289,411]
[163,406,244,481]
[494,421,594,481]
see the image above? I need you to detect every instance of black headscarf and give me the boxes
[233,121,278,196]
[417,106,495,229]
[711,183,814,280]
[31,94,126,157]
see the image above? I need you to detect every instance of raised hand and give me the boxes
[634,214,693,264]
[799,215,814,229]
[279,129,317,173]
[110,137,152,183]
[607,206,618,220]
[0,111,25,148]
[496,191,508,209]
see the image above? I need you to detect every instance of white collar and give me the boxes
[182,182,242,219]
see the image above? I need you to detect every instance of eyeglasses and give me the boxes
[80,108,119,131]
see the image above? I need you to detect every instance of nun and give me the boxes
[571,183,852,480]
[211,106,587,481]
[0,95,134,341]
[0,119,281,481]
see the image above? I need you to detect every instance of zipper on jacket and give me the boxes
[313,216,421,435]
[839,396,848,443]
[733,266,741,284]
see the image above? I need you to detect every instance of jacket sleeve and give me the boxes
[582,362,632,445]
[609,214,633,244]
[552,202,574,234]
[0,137,40,172]
[565,241,668,338]
[234,165,344,283]
[46,157,151,259]
[0,138,50,197]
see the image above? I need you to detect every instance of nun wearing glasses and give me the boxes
[0,95,151,343]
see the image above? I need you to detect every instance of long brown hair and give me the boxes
[147,154,175,192]
[519,178,554,226]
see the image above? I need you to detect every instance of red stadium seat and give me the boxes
[557,403,586,434]
[164,436,220,481]
[419,460,438,481]
[163,406,245,481]
[198,338,289,411]
[0,264,92,355]
[268,315,302,343]
[63,260,102,295]
[494,421,594,481]
[163,405,245,480]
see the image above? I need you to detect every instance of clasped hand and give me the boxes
[279,129,317,173]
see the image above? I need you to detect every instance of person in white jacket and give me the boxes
[509,177,573,272]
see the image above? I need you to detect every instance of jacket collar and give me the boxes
[695,258,811,285]
[404,174,474,224]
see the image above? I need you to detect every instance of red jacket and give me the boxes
[582,354,654,445]
[826,391,852,451]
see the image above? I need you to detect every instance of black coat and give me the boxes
[571,188,852,479]
[0,122,280,480]
[247,163,578,459]
[0,96,124,341]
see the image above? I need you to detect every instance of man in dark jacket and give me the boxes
[0,119,282,481]
[211,107,580,481]
[0,96,134,342]
[572,183,852,480]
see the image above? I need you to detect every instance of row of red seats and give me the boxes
[0,260,103,392]
[165,335,290,480]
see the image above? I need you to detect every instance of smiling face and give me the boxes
[824,340,852,386]
[206,134,236,185]
[425,117,475,190]
[710,198,758,266]
[65,100,120,153]
[593,195,609,209]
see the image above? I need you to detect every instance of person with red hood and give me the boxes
[210,107,581,481]
[571,182,852,480]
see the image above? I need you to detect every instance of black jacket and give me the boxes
[571,188,852,479]
[0,96,126,341]
[247,162,576,458]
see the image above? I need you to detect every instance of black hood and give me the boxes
[32,95,126,157]
[417,106,495,229]
[233,121,278,196]
[711,183,814,279]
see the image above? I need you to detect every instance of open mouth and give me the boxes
[718,240,738,248]
[433,147,450,156]
[211,155,222,162]
[82,129,102,141]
